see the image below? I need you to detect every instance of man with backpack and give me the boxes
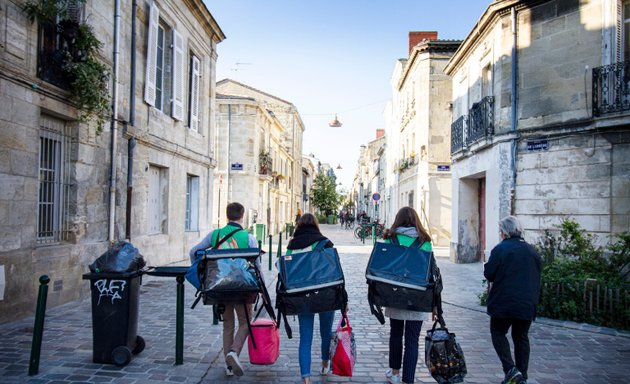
[189,202,259,377]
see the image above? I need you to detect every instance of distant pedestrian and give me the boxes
[295,207,302,225]
[189,202,260,378]
[484,216,542,384]
[286,213,339,384]
[378,207,441,384]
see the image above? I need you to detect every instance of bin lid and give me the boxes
[82,270,143,280]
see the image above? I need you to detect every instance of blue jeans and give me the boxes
[297,311,335,378]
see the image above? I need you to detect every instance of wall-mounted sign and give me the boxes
[230,163,243,170]
[437,165,450,172]
[372,192,381,201]
[527,140,549,151]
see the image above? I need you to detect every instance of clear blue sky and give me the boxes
[205,0,491,188]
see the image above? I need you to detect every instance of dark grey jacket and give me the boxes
[484,236,542,321]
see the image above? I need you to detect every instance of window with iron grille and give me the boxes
[38,115,72,243]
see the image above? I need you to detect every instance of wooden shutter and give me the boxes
[189,55,201,131]
[144,1,159,106]
[171,29,185,120]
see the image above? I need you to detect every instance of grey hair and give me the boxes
[499,215,523,238]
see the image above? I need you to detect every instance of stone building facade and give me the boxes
[215,79,304,236]
[383,32,460,247]
[0,0,224,322]
[446,0,630,263]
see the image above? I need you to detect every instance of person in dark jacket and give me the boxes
[287,213,336,384]
[484,216,541,384]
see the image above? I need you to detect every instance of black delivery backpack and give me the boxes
[276,240,347,336]
[366,236,442,324]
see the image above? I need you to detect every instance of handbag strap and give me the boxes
[431,314,447,331]
[340,310,351,329]
[210,228,243,250]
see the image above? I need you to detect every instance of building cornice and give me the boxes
[183,0,226,43]
[444,0,549,75]
[398,40,462,90]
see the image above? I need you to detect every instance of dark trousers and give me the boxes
[490,317,532,379]
[389,318,423,383]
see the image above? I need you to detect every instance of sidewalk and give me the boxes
[0,224,629,383]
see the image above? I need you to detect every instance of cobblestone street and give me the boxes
[1,224,629,384]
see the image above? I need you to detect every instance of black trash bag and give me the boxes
[89,241,146,273]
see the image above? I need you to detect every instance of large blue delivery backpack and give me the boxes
[366,236,442,324]
[276,240,348,318]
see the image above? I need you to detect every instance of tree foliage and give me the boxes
[309,172,340,216]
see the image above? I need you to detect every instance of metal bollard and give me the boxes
[372,225,376,244]
[212,305,219,325]
[29,275,50,376]
[268,235,273,271]
[175,275,184,365]
[277,233,282,259]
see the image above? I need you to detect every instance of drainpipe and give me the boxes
[226,104,231,211]
[129,0,137,126]
[125,138,136,239]
[510,6,518,215]
[108,0,121,242]
[125,0,137,240]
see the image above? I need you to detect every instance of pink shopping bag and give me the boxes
[329,312,356,376]
[247,318,280,365]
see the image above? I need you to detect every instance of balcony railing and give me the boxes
[593,60,630,117]
[451,115,466,153]
[450,96,494,154]
[467,96,494,145]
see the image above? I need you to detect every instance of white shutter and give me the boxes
[617,0,623,63]
[189,55,201,132]
[144,1,159,106]
[171,29,185,120]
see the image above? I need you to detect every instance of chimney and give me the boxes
[408,31,438,56]
[376,129,385,139]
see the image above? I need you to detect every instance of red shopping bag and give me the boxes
[329,312,356,376]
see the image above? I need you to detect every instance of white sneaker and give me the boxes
[225,351,244,376]
[320,360,330,375]
[225,366,234,376]
[386,368,401,384]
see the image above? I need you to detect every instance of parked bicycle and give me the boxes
[353,220,384,240]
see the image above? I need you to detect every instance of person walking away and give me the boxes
[295,207,302,225]
[484,216,541,384]
[189,202,260,377]
[379,207,441,384]
[286,213,337,384]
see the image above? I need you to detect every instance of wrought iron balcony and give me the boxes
[593,60,630,117]
[467,96,494,146]
[450,96,494,155]
[451,115,466,154]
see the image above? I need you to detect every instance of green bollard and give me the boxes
[213,305,219,325]
[29,275,50,376]
[277,233,283,259]
[258,240,262,253]
[175,275,184,365]
[372,224,376,245]
[268,235,273,271]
